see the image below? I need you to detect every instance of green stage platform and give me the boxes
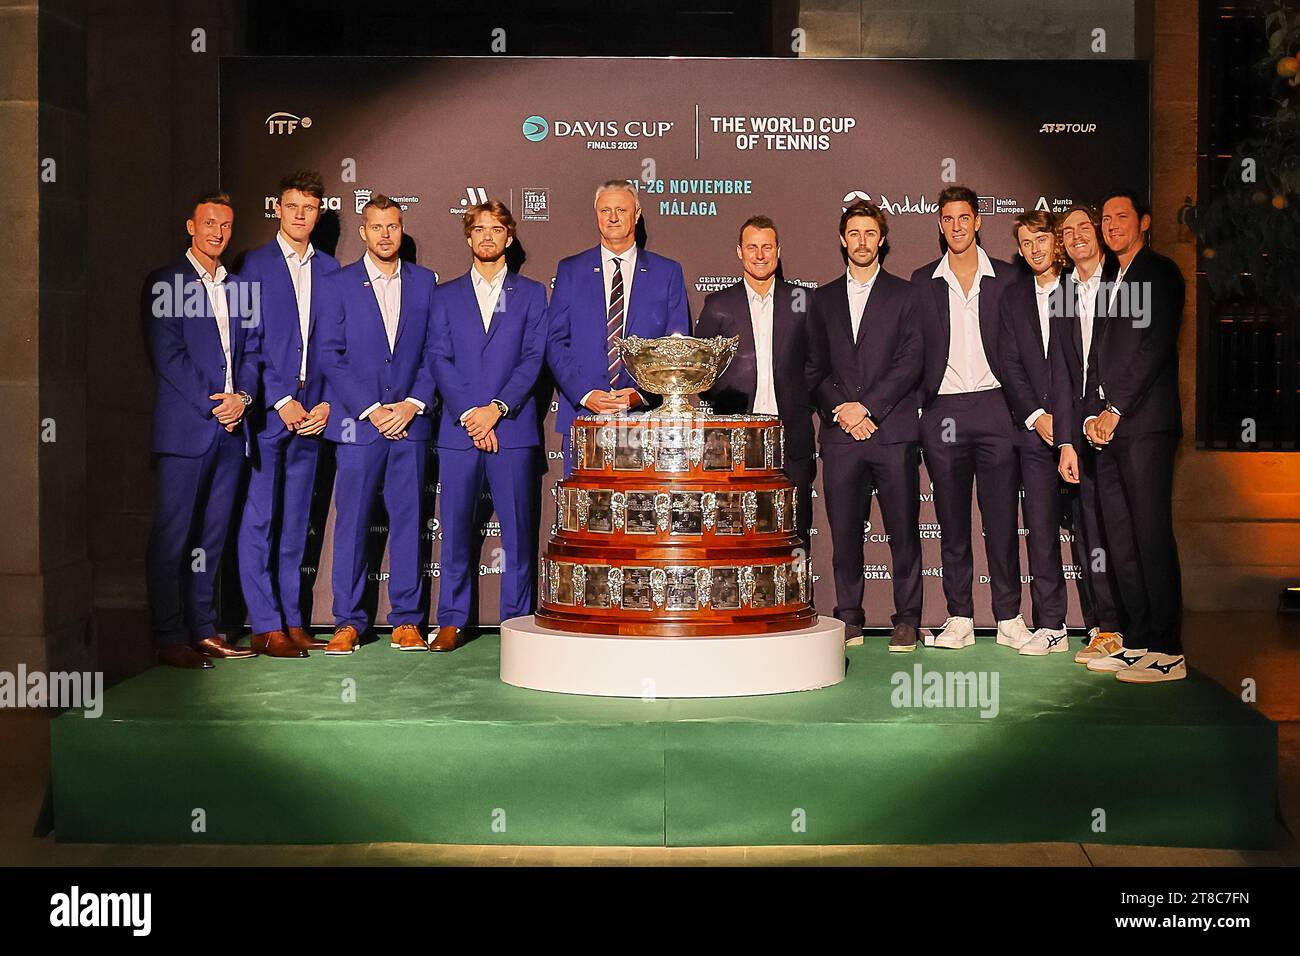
[50,634,1277,848]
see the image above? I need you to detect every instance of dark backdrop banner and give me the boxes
[218,56,1149,630]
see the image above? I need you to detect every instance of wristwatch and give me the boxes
[237,391,253,407]
[491,399,508,416]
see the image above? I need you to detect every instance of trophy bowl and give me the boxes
[618,333,739,416]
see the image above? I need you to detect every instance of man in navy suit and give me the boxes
[1081,191,1187,684]
[316,195,439,655]
[996,211,1069,656]
[236,171,339,659]
[428,201,548,651]
[806,201,925,651]
[910,185,1031,650]
[1050,204,1125,664]
[144,192,259,669]
[697,215,816,547]
[545,179,690,473]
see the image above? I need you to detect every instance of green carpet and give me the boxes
[50,634,1277,848]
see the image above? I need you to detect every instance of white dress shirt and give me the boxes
[471,263,507,332]
[846,263,879,343]
[1024,273,1059,429]
[273,232,316,409]
[745,278,778,416]
[359,252,424,421]
[1075,260,1104,398]
[934,246,1000,395]
[185,249,233,393]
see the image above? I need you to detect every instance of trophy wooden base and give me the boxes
[500,615,846,698]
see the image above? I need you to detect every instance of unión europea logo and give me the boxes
[522,115,549,141]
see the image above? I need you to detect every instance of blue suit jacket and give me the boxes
[142,254,259,457]
[316,257,440,445]
[429,268,549,450]
[239,239,340,435]
[544,245,690,438]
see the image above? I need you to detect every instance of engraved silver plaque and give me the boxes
[654,492,671,532]
[751,565,777,608]
[665,567,698,610]
[745,428,766,469]
[587,490,613,533]
[622,567,652,610]
[555,562,575,605]
[615,427,644,470]
[711,567,741,609]
[625,492,657,534]
[655,426,690,472]
[715,492,744,535]
[560,487,579,532]
[774,490,785,532]
[756,491,777,533]
[670,492,704,535]
[584,565,610,608]
[703,428,731,471]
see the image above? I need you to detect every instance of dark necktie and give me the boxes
[606,257,624,387]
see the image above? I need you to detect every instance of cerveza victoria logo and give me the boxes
[521,114,674,149]
[265,111,312,134]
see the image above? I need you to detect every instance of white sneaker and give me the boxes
[995,614,1033,649]
[1085,646,1149,673]
[1019,626,1069,656]
[1115,652,1187,684]
[932,616,975,649]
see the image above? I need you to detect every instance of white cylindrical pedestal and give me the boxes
[499,615,846,698]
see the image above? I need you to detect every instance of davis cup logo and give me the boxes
[522,115,549,141]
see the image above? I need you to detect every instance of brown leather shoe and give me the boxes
[325,624,361,656]
[194,636,258,660]
[287,626,329,651]
[429,625,460,652]
[390,623,429,652]
[250,630,308,659]
[158,645,214,669]
[888,623,919,653]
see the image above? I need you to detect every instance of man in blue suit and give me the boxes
[316,195,439,655]
[428,200,548,651]
[144,192,259,669]
[910,185,1030,651]
[236,171,339,659]
[545,179,691,472]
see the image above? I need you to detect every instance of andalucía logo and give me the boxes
[522,115,549,141]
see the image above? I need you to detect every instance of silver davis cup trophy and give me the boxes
[618,333,739,416]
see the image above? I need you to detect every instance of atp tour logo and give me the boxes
[1038,122,1098,133]
[522,115,549,141]
[265,111,311,135]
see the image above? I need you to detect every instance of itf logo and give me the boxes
[522,115,549,141]
[265,111,311,135]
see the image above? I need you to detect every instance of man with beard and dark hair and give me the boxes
[807,201,924,651]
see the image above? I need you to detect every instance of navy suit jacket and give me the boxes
[696,279,817,461]
[142,254,259,457]
[239,239,340,435]
[1048,257,1119,449]
[429,268,549,450]
[544,245,690,438]
[910,252,1018,423]
[806,270,924,446]
[997,272,1055,439]
[316,258,440,445]
[1084,244,1185,437]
